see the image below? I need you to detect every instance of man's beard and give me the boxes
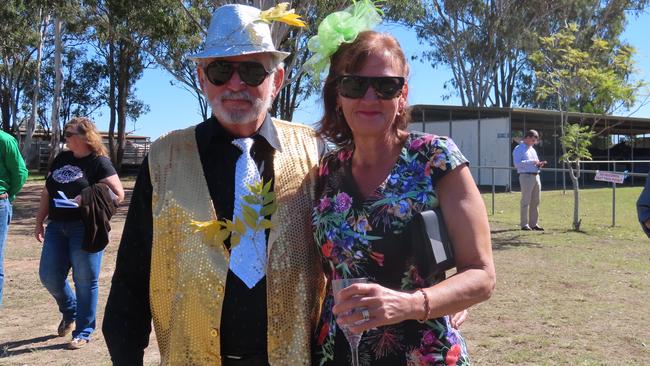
[211,89,274,126]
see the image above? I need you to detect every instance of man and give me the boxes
[0,129,28,306]
[636,171,650,237]
[512,129,546,231]
[103,4,324,365]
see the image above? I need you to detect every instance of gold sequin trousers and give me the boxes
[148,119,325,365]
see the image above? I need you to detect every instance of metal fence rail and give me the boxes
[473,162,649,227]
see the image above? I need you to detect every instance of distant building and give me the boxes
[409,105,650,189]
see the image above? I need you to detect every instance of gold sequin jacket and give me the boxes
[148,119,325,365]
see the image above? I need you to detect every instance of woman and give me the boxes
[34,117,124,349]
[311,31,496,365]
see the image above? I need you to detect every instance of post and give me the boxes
[491,167,495,215]
[612,162,616,227]
[562,162,566,194]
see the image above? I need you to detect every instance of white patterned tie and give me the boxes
[230,137,267,288]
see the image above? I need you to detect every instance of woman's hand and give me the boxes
[34,223,45,243]
[332,283,421,334]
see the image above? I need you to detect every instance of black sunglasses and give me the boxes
[204,60,271,87]
[337,75,405,100]
[63,131,79,138]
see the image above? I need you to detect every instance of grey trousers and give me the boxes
[519,173,541,227]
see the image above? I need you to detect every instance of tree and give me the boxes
[520,0,649,109]
[22,2,50,161]
[140,0,417,123]
[529,23,643,230]
[0,0,41,133]
[86,0,150,170]
[411,0,559,107]
[47,13,63,166]
[411,0,649,109]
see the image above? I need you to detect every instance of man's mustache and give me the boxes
[220,92,256,103]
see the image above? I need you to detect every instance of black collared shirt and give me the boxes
[103,115,277,364]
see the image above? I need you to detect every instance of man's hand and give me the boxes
[536,160,547,168]
[450,309,468,329]
[644,219,650,230]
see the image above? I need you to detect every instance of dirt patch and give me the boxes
[0,182,159,366]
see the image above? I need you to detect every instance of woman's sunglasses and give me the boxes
[63,131,79,138]
[337,75,405,100]
[204,60,270,87]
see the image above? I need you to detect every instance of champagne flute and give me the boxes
[332,277,368,366]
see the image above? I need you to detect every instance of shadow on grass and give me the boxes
[0,334,65,358]
[490,228,521,234]
[491,233,543,250]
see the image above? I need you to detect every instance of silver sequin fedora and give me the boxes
[188,4,290,61]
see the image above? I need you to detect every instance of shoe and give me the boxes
[68,337,88,349]
[521,225,533,231]
[57,318,75,337]
[532,225,544,231]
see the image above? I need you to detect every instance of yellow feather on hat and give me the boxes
[259,2,306,27]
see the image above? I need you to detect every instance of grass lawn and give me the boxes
[0,184,647,365]
[462,187,650,365]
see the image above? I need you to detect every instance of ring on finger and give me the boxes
[361,308,370,322]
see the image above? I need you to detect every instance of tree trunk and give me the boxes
[115,40,131,172]
[48,15,63,169]
[1,88,10,132]
[108,39,117,163]
[570,167,581,231]
[557,96,583,230]
[24,9,49,162]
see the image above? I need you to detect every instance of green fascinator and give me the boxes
[304,0,383,83]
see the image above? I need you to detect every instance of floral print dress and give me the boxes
[312,133,471,366]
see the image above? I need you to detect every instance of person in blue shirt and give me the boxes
[512,130,547,231]
[636,171,650,237]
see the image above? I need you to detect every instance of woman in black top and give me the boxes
[34,117,124,349]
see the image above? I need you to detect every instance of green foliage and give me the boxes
[559,123,594,162]
[529,22,642,116]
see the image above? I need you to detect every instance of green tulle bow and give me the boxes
[304,0,383,84]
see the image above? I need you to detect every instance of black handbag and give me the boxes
[409,208,455,280]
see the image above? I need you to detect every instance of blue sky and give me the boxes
[100,10,650,140]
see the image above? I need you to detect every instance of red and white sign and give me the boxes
[594,170,625,184]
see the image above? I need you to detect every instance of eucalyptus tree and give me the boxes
[411,0,648,109]
[137,0,418,124]
[85,0,150,169]
[21,0,51,159]
[410,0,581,108]
[0,0,41,133]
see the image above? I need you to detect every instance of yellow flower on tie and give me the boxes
[190,219,230,244]
[259,2,306,27]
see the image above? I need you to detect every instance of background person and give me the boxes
[636,170,650,237]
[309,24,496,365]
[512,129,546,231]
[34,117,124,349]
[0,130,28,306]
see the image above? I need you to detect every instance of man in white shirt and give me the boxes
[512,129,547,231]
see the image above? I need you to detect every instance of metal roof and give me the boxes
[410,104,650,124]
